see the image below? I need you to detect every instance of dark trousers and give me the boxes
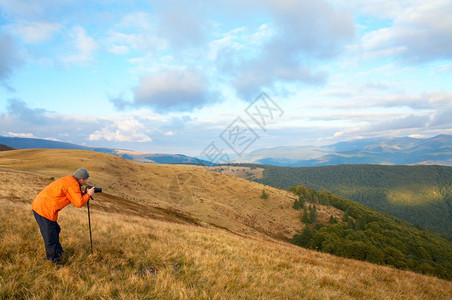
[33,210,63,262]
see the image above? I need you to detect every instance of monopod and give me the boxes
[87,196,93,253]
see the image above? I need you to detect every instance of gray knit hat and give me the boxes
[73,168,89,179]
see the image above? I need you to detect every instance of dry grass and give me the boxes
[208,166,264,180]
[1,198,451,299]
[0,149,305,239]
[1,149,452,299]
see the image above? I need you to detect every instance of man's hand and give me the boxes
[86,186,95,196]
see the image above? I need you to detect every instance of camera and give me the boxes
[87,185,102,193]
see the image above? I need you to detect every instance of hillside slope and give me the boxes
[0,144,15,151]
[1,149,451,284]
[0,149,312,240]
[2,185,452,298]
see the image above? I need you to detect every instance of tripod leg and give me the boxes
[87,199,93,253]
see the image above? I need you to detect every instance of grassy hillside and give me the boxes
[1,189,452,298]
[0,149,309,240]
[1,149,452,298]
[241,164,452,237]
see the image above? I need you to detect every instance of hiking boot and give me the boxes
[49,258,64,266]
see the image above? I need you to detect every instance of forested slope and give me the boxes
[256,165,452,237]
[289,185,452,280]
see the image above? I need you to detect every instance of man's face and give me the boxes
[79,178,88,185]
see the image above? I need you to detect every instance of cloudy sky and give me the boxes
[1,0,451,158]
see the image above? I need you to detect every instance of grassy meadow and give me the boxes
[2,198,452,299]
[1,149,452,298]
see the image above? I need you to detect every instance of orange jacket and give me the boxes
[32,175,90,221]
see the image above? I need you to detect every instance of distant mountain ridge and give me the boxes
[236,134,452,167]
[2,134,451,166]
[0,136,211,165]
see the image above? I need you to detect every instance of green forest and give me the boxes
[254,164,452,237]
[289,185,452,280]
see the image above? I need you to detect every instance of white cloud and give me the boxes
[108,44,129,55]
[207,27,246,61]
[61,26,98,66]
[118,11,154,30]
[7,132,36,138]
[0,33,22,85]
[436,62,452,73]
[0,0,46,19]
[72,26,98,53]
[131,67,219,112]
[218,0,355,99]
[89,117,152,142]
[316,87,452,110]
[369,114,431,131]
[6,98,48,123]
[154,1,213,50]
[0,100,102,144]
[103,30,168,60]
[7,21,60,44]
[409,134,424,138]
[361,0,452,62]
[333,131,344,137]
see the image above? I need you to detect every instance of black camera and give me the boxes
[87,185,102,193]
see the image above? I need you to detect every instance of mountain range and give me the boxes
[236,134,452,167]
[1,134,451,167]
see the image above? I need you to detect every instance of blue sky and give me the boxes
[0,0,451,157]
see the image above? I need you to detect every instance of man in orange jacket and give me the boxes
[32,168,95,265]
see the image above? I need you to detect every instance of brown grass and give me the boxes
[0,149,305,239]
[208,166,264,180]
[1,198,451,299]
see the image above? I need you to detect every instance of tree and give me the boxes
[293,226,314,248]
[261,189,268,199]
[309,205,317,224]
[302,207,309,224]
[329,215,338,224]
[347,218,355,229]
[384,247,408,269]
[343,210,349,222]
[293,195,305,210]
